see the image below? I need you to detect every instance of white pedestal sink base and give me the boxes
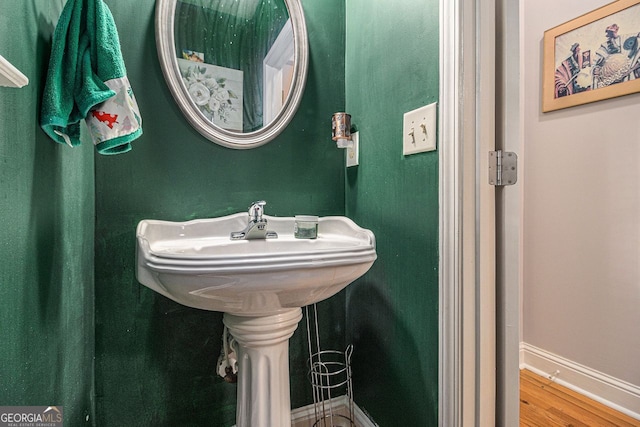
[136,214,376,425]
[223,308,303,427]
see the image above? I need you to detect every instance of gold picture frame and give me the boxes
[543,0,640,112]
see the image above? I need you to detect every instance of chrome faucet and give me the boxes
[230,201,278,240]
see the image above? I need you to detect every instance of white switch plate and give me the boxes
[403,102,437,155]
[346,132,359,167]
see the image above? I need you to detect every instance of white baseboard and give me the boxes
[291,395,378,427]
[230,396,377,427]
[521,342,640,421]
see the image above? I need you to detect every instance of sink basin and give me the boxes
[136,211,376,426]
[136,213,376,316]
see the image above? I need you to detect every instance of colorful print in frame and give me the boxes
[177,55,243,131]
[543,0,640,112]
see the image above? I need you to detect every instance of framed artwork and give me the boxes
[177,56,243,131]
[542,0,640,112]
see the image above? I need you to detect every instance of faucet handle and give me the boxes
[248,200,266,222]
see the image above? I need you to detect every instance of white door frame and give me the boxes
[495,0,523,425]
[438,0,498,425]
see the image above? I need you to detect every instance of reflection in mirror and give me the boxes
[156,0,308,149]
[175,0,290,132]
[263,18,294,126]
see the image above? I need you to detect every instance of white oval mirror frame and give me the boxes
[155,0,309,149]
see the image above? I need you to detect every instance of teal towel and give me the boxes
[40,0,142,155]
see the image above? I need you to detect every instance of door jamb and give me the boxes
[439,0,497,425]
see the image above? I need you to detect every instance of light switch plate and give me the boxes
[346,132,359,167]
[403,102,437,155]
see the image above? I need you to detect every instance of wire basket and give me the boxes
[306,304,355,427]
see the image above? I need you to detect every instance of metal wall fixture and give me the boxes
[331,112,353,148]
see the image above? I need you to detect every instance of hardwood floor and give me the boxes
[520,369,640,427]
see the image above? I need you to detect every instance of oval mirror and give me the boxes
[155,0,308,149]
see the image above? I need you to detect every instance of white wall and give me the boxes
[522,0,640,390]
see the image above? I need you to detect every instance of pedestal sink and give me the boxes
[136,212,376,427]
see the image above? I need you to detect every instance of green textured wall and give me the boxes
[0,1,95,424]
[94,0,345,425]
[1,0,440,425]
[345,1,440,425]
